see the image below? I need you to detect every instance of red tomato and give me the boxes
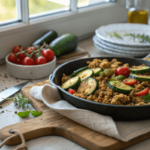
[26,46,37,53]
[12,46,23,54]
[116,67,130,77]
[29,46,37,51]
[68,89,76,94]
[35,56,47,65]
[8,53,17,63]
[41,49,55,61]
[22,57,35,65]
[123,78,137,85]
[136,87,149,96]
[26,47,37,58]
[17,52,26,60]
[16,58,22,65]
[26,49,33,55]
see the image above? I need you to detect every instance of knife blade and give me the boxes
[0,80,31,104]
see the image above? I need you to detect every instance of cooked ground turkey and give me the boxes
[62,59,150,106]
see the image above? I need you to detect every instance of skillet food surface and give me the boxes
[50,57,150,120]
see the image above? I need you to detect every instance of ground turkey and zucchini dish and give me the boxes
[61,58,150,106]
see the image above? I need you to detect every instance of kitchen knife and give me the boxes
[0,80,31,104]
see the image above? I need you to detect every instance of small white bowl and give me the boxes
[6,53,56,80]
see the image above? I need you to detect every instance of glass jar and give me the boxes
[126,0,149,24]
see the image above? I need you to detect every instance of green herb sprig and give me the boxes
[124,33,150,43]
[106,31,150,43]
[143,94,150,103]
[106,31,122,39]
[8,94,42,118]
[8,94,30,109]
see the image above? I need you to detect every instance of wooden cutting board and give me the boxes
[1,81,150,150]
[56,47,90,65]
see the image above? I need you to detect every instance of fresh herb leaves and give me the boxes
[106,31,150,43]
[8,94,42,118]
[17,111,43,118]
[30,111,43,117]
[17,111,30,118]
[124,33,150,43]
[143,94,150,103]
[8,94,30,109]
[106,32,122,39]
[113,32,122,39]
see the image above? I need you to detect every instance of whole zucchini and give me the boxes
[49,33,78,56]
[32,30,58,46]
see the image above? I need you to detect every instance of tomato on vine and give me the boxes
[35,56,47,65]
[16,58,22,65]
[41,49,54,61]
[22,57,35,65]
[8,53,17,63]
[26,46,37,58]
[26,47,37,54]
[9,45,55,65]
[17,53,26,60]
[12,46,23,54]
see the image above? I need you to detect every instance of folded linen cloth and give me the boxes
[30,84,150,142]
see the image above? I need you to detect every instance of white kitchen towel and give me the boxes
[30,84,150,142]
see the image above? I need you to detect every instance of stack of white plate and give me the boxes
[93,23,150,58]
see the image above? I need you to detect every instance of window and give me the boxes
[0,0,21,25]
[0,0,116,26]
[77,0,113,8]
[29,0,70,19]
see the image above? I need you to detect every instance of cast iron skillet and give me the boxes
[49,57,150,121]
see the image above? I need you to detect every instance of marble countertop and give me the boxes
[1,37,150,150]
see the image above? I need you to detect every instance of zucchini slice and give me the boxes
[61,76,81,90]
[130,73,150,81]
[76,69,94,80]
[91,68,102,76]
[78,77,98,95]
[130,66,150,74]
[70,66,88,77]
[107,80,132,93]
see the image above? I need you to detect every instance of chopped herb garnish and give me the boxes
[143,94,150,103]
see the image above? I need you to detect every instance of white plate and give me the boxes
[94,41,148,57]
[94,41,149,57]
[93,35,150,51]
[94,43,146,58]
[96,23,150,47]
[93,36,150,55]
[94,43,134,58]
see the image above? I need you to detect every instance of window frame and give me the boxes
[0,0,22,26]
[0,0,117,27]
[29,0,71,19]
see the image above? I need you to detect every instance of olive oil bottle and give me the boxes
[126,0,149,24]
[127,9,148,24]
